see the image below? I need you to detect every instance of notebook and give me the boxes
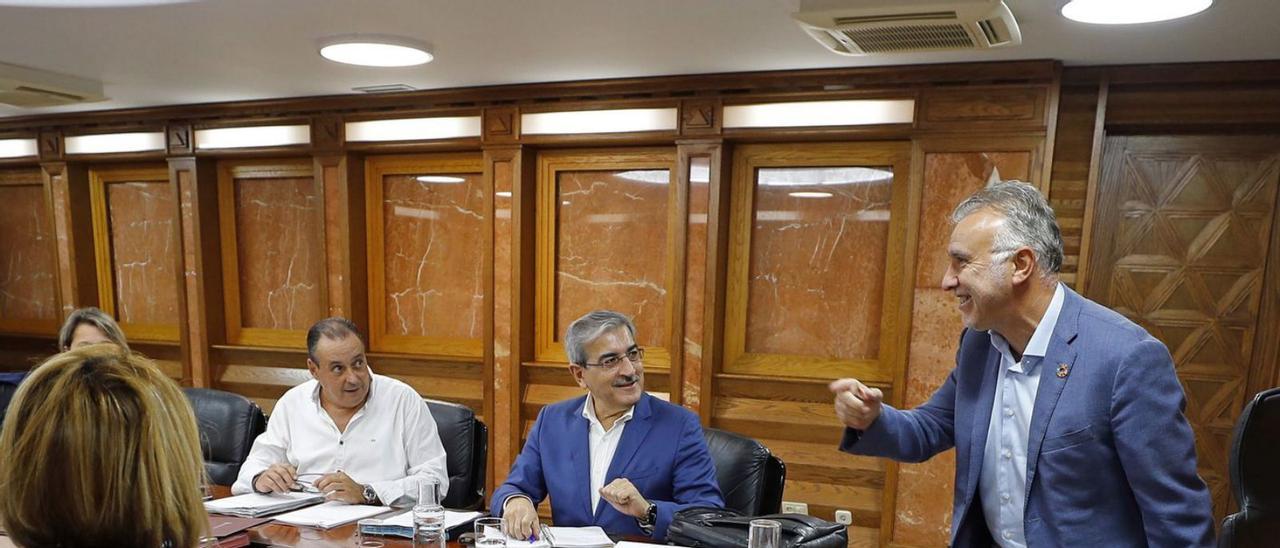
[356,509,482,539]
[204,492,325,518]
[271,501,391,529]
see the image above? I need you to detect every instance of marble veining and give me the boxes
[0,184,57,321]
[745,167,893,359]
[381,173,485,340]
[235,177,322,330]
[555,170,669,349]
[107,181,179,327]
[682,159,710,408]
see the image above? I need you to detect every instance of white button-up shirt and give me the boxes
[582,393,635,514]
[980,283,1065,547]
[231,372,449,507]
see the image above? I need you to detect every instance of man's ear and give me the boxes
[569,364,587,388]
[1011,248,1037,284]
[306,358,319,378]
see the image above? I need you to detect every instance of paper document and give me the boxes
[204,492,324,518]
[272,501,391,529]
[505,525,613,548]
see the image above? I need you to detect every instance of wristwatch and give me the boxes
[362,484,378,505]
[638,502,657,531]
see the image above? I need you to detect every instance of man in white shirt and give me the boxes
[491,310,722,542]
[231,317,449,507]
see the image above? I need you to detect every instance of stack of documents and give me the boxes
[506,526,613,548]
[357,509,482,539]
[204,492,325,517]
[272,501,391,529]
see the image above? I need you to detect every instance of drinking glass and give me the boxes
[412,479,445,547]
[748,518,782,548]
[474,517,506,547]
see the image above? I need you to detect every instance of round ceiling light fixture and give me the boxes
[1061,0,1212,25]
[319,35,433,67]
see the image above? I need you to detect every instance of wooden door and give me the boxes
[1085,136,1280,520]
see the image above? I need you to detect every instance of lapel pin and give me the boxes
[1056,363,1070,378]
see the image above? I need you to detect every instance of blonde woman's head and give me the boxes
[0,345,207,548]
[56,307,130,353]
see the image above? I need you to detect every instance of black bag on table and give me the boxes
[666,507,848,548]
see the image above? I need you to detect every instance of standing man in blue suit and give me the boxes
[492,309,723,542]
[832,181,1214,547]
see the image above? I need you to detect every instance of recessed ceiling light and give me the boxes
[1061,0,1212,25]
[319,35,433,67]
[789,191,834,199]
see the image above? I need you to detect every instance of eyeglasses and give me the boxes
[581,347,644,370]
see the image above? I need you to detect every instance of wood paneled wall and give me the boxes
[2,59,1279,548]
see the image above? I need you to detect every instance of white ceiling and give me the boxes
[1,0,1278,119]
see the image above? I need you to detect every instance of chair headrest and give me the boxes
[1232,387,1280,509]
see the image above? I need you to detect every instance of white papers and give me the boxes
[506,526,612,548]
[272,501,390,529]
[357,509,482,539]
[616,542,691,548]
[204,492,324,517]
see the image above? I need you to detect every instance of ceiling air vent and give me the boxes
[352,83,417,94]
[0,62,105,108]
[793,0,1021,56]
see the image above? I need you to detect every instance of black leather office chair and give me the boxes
[703,427,786,516]
[183,387,268,486]
[425,398,488,510]
[1220,387,1280,548]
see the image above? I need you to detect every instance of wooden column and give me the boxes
[314,152,367,323]
[674,139,727,421]
[42,145,97,315]
[169,154,223,387]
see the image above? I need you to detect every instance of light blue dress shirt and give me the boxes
[979,283,1065,547]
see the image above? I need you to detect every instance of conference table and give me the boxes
[209,485,447,547]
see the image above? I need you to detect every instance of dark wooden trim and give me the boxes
[1040,64,1064,187]
[0,61,1058,132]
[1249,150,1280,399]
[1076,78,1109,296]
[698,140,731,426]
[1063,60,1280,86]
[43,162,97,312]
[511,145,538,470]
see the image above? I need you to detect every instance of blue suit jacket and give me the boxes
[841,287,1214,547]
[491,392,723,541]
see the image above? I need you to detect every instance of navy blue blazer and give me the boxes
[491,392,723,541]
[841,287,1214,547]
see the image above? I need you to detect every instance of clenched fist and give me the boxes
[830,378,883,431]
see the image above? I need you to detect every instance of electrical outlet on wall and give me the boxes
[781,501,808,514]
[834,509,853,525]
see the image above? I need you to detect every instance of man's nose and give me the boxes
[941,265,959,290]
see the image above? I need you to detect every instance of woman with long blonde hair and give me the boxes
[0,345,208,547]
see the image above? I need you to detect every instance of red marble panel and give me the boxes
[745,167,894,360]
[894,151,1033,546]
[682,157,710,409]
[381,172,485,340]
[492,160,514,481]
[914,152,1031,289]
[234,177,322,330]
[555,170,668,349]
[106,181,179,327]
[0,182,57,322]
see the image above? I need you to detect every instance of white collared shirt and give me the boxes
[980,283,1065,547]
[231,372,450,507]
[582,393,635,514]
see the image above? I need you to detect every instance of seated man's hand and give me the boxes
[315,471,366,504]
[253,462,298,494]
[502,496,541,540]
[599,478,650,518]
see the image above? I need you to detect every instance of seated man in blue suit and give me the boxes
[492,309,723,542]
[831,181,1215,547]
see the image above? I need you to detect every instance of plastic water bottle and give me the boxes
[413,479,445,548]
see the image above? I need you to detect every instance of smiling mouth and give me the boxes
[958,295,972,307]
[614,379,638,389]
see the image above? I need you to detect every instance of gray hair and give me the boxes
[306,317,364,363]
[57,307,130,352]
[564,310,636,366]
[951,180,1063,278]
